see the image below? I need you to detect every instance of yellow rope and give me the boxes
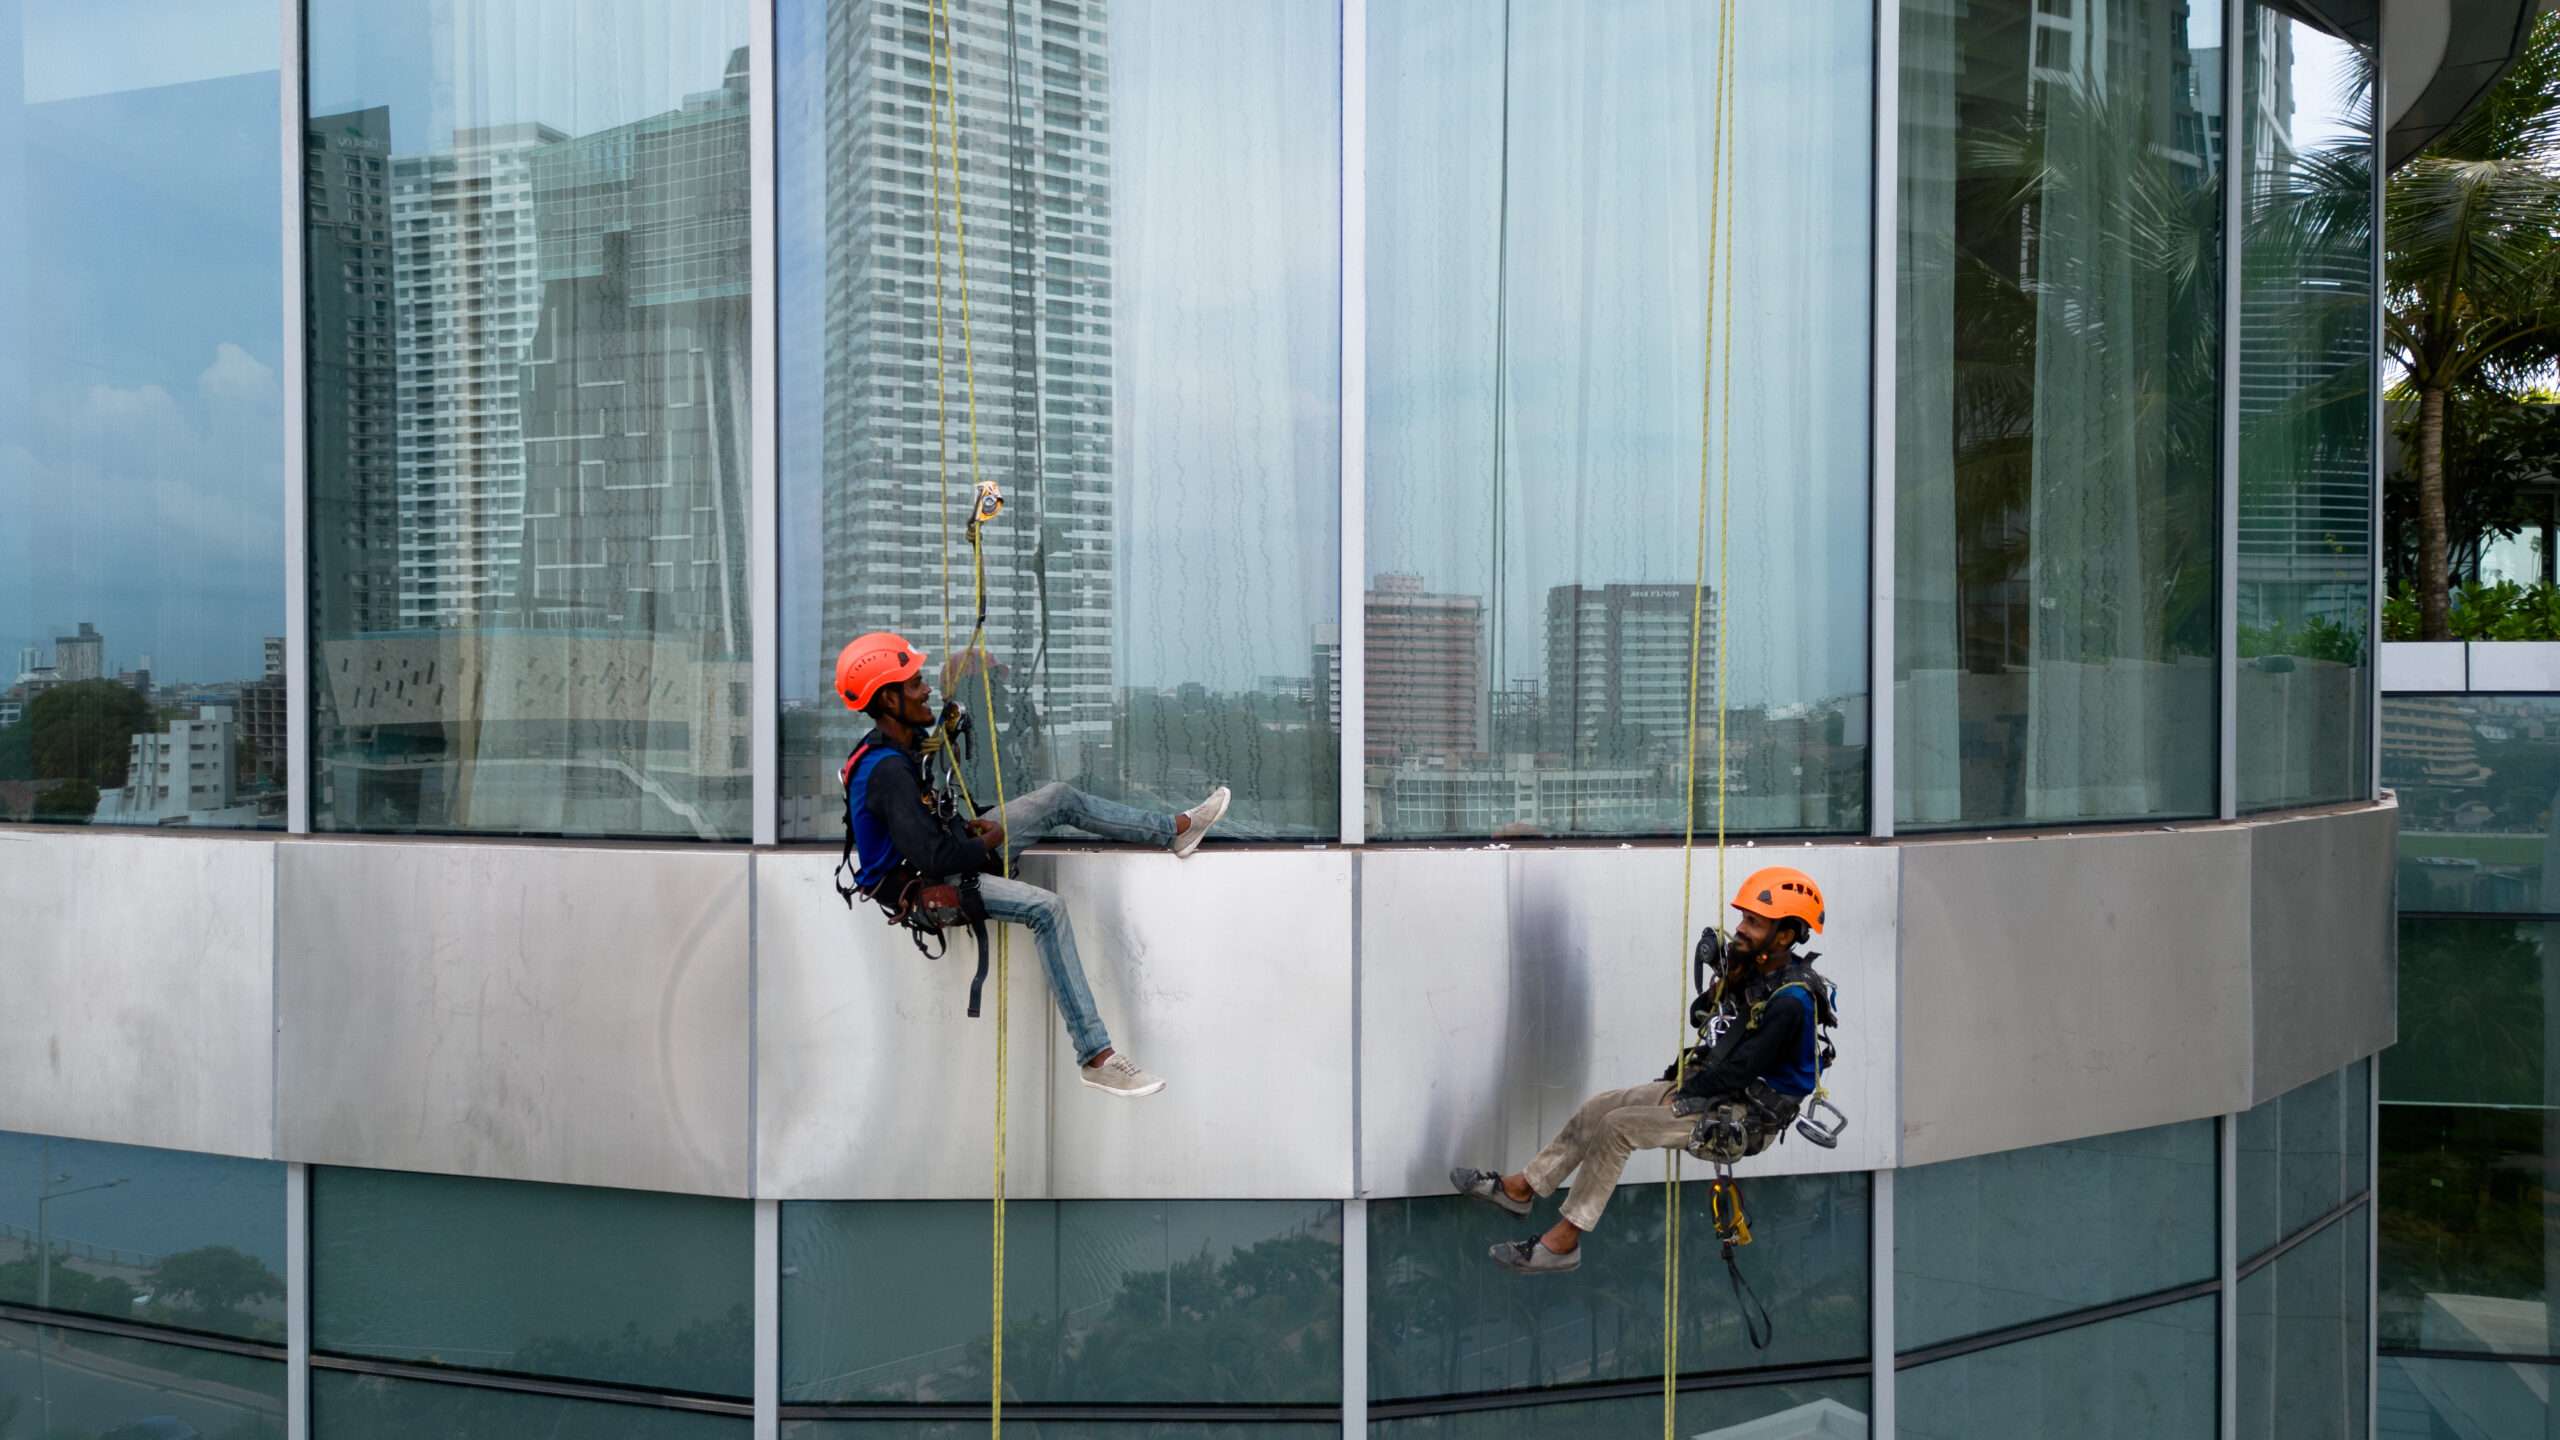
[1667,4,1739,1434]
[926,2,1011,1432]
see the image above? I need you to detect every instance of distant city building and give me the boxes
[1544,582,1717,767]
[1365,574,1484,762]
[307,107,401,638]
[100,706,237,825]
[54,622,103,682]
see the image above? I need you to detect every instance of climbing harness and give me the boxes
[834,717,1003,1017]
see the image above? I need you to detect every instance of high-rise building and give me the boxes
[1364,574,1484,761]
[817,0,1117,772]
[391,122,561,626]
[306,107,400,638]
[53,622,102,682]
[1542,582,1717,766]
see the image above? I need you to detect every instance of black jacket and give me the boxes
[857,730,993,881]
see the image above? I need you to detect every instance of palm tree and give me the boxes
[2388,14,2560,638]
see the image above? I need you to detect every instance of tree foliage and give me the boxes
[28,680,152,788]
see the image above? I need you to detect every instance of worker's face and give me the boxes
[1732,911,1791,964]
[886,673,934,728]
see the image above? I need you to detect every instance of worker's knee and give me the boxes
[1020,889,1068,933]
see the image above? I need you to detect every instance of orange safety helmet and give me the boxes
[1732,865,1826,935]
[835,631,926,712]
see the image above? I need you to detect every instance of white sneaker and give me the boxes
[1080,1052,1166,1098]
[1172,785,1230,859]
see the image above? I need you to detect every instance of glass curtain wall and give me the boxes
[775,0,1342,844]
[2233,1066,2373,1440]
[1896,0,2224,828]
[0,1130,288,1439]
[304,0,756,839]
[2235,6,2375,812]
[2385,695,2560,913]
[0,0,285,830]
[1364,0,1873,842]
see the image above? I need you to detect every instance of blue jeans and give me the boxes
[973,784,1176,1064]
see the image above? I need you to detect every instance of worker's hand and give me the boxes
[968,818,1007,850]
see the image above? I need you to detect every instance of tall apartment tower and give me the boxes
[53,622,103,683]
[391,122,561,627]
[817,0,1116,770]
[1543,583,1717,766]
[1364,574,1485,762]
[307,107,400,638]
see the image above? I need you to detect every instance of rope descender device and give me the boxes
[971,477,1005,532]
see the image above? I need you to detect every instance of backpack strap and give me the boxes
[834,742,874,908]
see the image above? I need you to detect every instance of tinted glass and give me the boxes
[1364,0,1872,840]
[305,0,755,838]
[312,1167,752,1396]
[1896,1119,2216,1350]
[0,0,285,829]
[2234,7,2374,812]
[1369,1175,1868,1400]
[0,1131,285,1341]
[782,1426,1335,1440]
[2379,1103,2560,1356]
[2385,697,2560,914]
[1899,1298,2217,1439]
[777,0,1341,842]
[2235,1209,2370,1440]
[781,1200,1340,1405]
[314,1370,746,1439]
[2238,1062,2370,1261]
[1369,1378,1872,1438]
[2386,918,2560,1108]
[0,1319,284,1440]
[1897,0,2224,827]
[2378,1354,2556,1437]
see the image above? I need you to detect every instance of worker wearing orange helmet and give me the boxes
[1449,865,1840,1275]
[833,632,1230,1099]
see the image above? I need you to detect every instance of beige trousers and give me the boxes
[1521,1079,1694,1232]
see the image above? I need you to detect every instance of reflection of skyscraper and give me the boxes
[1543,583,1716,766]
[1365,574,1484,761]
[307,107,400,637]
[817,0,1115,768]
[53,622,102,682]
[515,50,752,649]
[392,122,560,626]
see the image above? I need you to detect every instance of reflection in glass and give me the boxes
[2386,918,2560,1109]
[2236,1211,2370,1440]
[306,0,754,838]
[2379,1104,2560,1356]
[1364,2,1871,840]
[1895,1119,2215,1351]
[1369,1177,1868,1400]
[314,1370,744,1439]
[0,1131,285,1342]
[0,1320,284,1440]
[1369,1379,1872,1438]
[783,1425,1337,1439]
[2379,1353,2560,1438]
[2237,1062,2369,1261]
[777,0,1341,842]
[0,0,285,829]
[2384,696,2560,913]
[311,1168,752,1397]
[2236,9,2374,812]
[781,1200,1340,1405]
[1897,0,2224,827]
[1898,1298,2217,1438]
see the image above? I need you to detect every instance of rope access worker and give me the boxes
[1449,866,1839,1274]
[834,631,1231,1099]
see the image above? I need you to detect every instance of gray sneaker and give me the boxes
[1489,1237,1581,1275]
[1450,1166,1533,1217]
[1080,1052,1166,1099]
[1172,786,1230,859]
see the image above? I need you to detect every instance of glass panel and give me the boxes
[0,0,285,829]
[2379,1103,2560,1356]
[2378,1353,2558,1439]
[0,1132,285,1341]
[2386,697,2560,914]
[1896,0,2223,828]
[1898,1297,2217,1439]
[2236,1208,2370,1440]
[1369,1175,1868,1401]
[0,1319,284,1440]
[777,0,1342,843]
[1368,1378,1872,1439]
[305,0,755,839]
[2385,918,2559,1108]
[1895,1119,2215,1351]
[781,1200,1339,1405]
[784,1426,1336,1440]
[312,1168,752,1396]
[1363,1,1871,840]
[314,1369,745,1439]
[2235,10,2375,813]
[2238,1065,2367,1262]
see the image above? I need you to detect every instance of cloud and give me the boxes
[198,343,278,408]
